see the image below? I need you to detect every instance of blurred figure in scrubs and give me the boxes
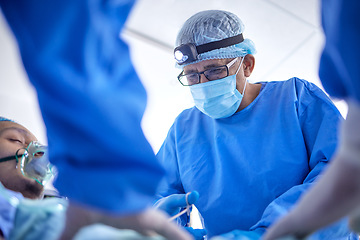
[263,1,360,239]
[0,1,191,240]
[155,10,357,239]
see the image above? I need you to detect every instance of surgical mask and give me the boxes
[190,58,247,119]
[0,141,56,186]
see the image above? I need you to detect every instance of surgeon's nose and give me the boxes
[199,73,210,84]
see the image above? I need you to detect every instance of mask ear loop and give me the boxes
[0,155,18,163]
[0,150,26,164]
[168,192,192,225]
[235,56,247,96]
[241,77,247,96]
[235,57,245,75]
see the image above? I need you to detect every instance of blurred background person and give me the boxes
[264,1,360,239]
[0,1,192,239]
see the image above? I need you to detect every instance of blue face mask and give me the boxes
[189,58,246,119]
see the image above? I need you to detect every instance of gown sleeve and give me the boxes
[319,0,360,103]
[249,83,354,238]
[156,123,190,226]
[0,0,164,213]
[156,123,186,197]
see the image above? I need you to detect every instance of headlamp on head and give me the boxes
[174,43,198,65]
[174,34,244,65]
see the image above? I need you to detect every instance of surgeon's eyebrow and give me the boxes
[185,63,225,74]
[203,63,224,70]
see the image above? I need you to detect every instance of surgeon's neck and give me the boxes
[237,82,262,112]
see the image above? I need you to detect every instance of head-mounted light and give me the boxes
[174,43,198,65]
[174,34,244,65]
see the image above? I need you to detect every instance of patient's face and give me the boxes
[0,121,44,199]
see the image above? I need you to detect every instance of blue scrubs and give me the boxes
[0,1,164,213]
[319,0,360,103]
[157,78,350,238]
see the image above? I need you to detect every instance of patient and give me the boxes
[0,117,44,199]
[0,117,180,240]
[0,117,48,239]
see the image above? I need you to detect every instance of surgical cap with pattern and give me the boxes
[175,10,256,68]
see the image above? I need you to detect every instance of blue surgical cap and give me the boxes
[175,10,256,68]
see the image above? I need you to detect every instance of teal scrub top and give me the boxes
[320,0,360,103]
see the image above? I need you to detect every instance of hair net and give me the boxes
[175,10,256,68]
[0,117,14,122]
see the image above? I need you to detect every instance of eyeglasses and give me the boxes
[177,58,239,86]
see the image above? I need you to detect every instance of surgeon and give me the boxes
[155,10,357,239]
[0,1,191,240]
[262,1,360,239]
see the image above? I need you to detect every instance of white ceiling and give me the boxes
[0,0,348,152]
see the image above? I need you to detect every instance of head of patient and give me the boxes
[0,118,44,199]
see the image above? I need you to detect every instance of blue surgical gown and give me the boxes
[319,0,360,103]
[0,1,164,213]
[156,78,351,238]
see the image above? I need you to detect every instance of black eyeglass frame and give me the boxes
[177,57,239,86]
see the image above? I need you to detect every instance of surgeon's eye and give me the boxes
[205,66,227,80]
[186,74,199,85]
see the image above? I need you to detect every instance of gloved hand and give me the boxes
[185,227,207,240]
[210,230,261,240]
[155,191,207,240]
[155,191,199,217]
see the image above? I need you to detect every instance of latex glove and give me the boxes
[155,191,199,217]
[59,201,193,240]
[185,227,207,240]
[155,191,206,240]
[210,230,261,240]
